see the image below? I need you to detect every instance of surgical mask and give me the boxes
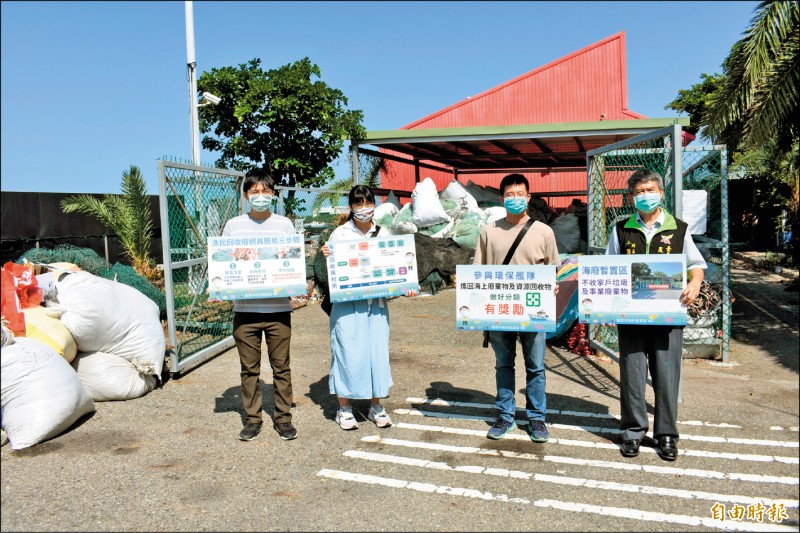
[352,206,374,222]
[503,197,527,215]
[248,194,273,213]
[633,192,661,214]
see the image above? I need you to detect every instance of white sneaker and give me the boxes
[335,405,358,430]
[368,403,393,428]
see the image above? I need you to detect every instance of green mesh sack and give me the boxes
[452,209,487,249]
[391,203,420,235]
[418,220,451,237]
[439,198,460,219]
[374,212,395,230]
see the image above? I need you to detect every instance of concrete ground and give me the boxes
[1,258,798,532]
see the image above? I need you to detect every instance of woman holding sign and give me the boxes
[606,168,706,462]
[321,185,417,431]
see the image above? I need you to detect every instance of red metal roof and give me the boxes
[402,31,645,129]
[377,32,688,206]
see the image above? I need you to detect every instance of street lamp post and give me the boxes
[184,2,221,236]
[184,1,221,294]
[185,0,201,171]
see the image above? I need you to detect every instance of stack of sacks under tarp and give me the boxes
[50,269,165,402]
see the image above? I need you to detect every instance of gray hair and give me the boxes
[627,169,664,194]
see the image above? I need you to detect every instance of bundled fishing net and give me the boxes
[17,245,166,316]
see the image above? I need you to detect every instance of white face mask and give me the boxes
[248,194,274,213]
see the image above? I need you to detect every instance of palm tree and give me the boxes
[310,153,385,214]
[61,165,160,283]
[704,0,799,151]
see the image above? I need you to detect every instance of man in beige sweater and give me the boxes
[474,173,560,443]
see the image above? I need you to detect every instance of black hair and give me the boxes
[243,168,276,195]
[499,173,529,195]
[346,184,375,221]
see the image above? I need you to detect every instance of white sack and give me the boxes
[391,203,419,235]
[484,206,508,224]
[1,337,95,450]
[549,213,581,254]
[374,201,399,219]
[440,179,479,211]
[71,351,157,402]
[411,178,452,228]
[55,272,165,377]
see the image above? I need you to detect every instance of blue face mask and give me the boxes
[504,197,528,215]
[248,194,274,213]
[633,192,661,214]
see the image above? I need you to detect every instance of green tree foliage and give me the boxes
[310,153,385,214]
[197,57,366,188]
[631,262,651,278]
[664,73,725,138]
[668,1,799,260]
[704,0,799,152]
[60,166,161,283]
[731,139,799,241]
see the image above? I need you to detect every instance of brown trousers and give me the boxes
[232,311,293,425]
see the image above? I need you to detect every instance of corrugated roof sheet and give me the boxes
[403,31,644,130]
[369,32,687,205]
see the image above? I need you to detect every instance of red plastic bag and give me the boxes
[3,262,42,309]
[1,266,26,336]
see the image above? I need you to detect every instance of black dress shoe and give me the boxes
[657,436,679,461]
[620,439,641,457]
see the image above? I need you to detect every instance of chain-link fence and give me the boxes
[586,125,731,362]
[158,159,241,375]
[158,159,362,375]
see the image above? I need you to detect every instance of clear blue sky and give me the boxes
[1,0,759,195]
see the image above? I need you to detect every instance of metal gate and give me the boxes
[586,124,731,363]
[157,159,244,376]
[157,160,352,376]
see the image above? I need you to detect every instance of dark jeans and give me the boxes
[232,311,293,425]
[488,330,547,423]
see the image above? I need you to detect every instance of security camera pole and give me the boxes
[185,0,205,292]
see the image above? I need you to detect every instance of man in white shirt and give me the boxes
[221,168,298,442]
[606,168,706,461]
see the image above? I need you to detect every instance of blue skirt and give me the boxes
[329,298,392,399]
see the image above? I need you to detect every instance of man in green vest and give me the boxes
[605,168,707,461]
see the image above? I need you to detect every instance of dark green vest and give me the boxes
[615,210,687,255]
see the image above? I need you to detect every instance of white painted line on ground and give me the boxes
[392,421,799,465]
[317,468,529,503]
[405,397,742,429]
[533,498,797,532]
[394,408,799,449]
[343,449,799,508]
[317,469,795,532]
[361,435,799,486]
